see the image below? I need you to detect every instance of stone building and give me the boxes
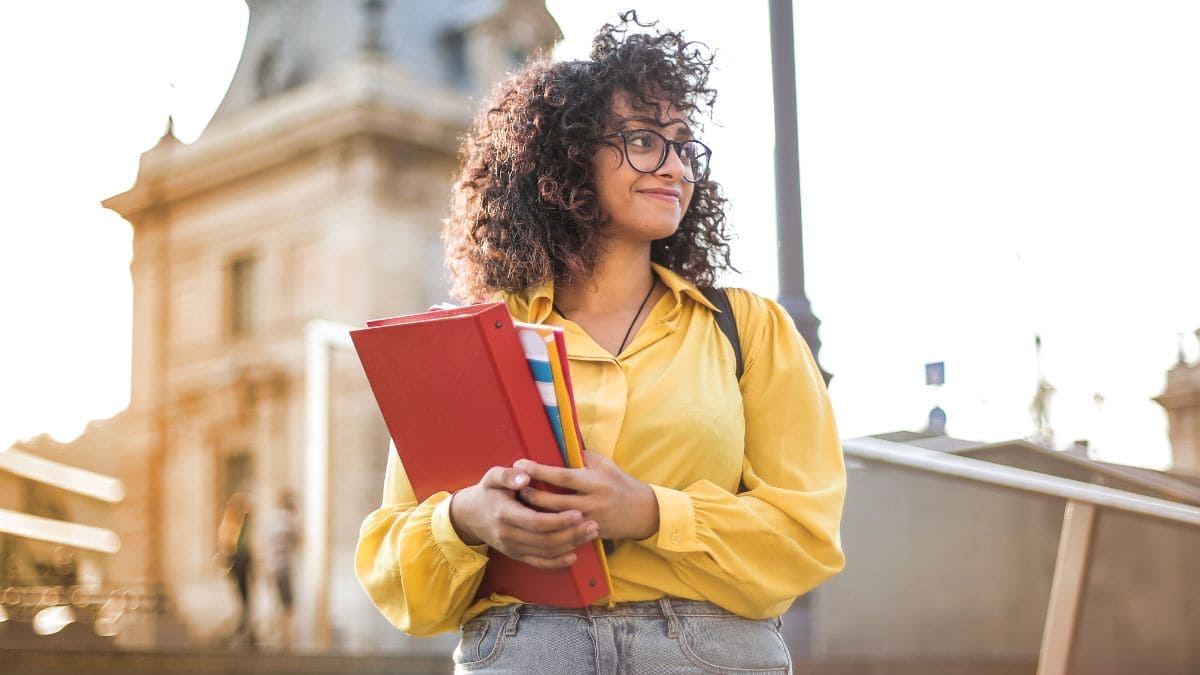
[99,0,559,652]
[1154,330,1200,475]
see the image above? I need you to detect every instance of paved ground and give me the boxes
[0,647,1036,675]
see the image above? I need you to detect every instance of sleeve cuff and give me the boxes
[636,484,699,552]
[431,494,490,572]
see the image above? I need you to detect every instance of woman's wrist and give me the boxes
[448,487,485,546]
[630,483,660,540]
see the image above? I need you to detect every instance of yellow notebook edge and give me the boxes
[542,331,585,470]
[538,327,614,603]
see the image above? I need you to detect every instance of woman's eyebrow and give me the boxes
[617,115,694,138]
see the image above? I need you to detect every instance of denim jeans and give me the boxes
[452,598,791,674]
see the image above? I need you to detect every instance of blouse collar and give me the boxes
[507,263,720,323]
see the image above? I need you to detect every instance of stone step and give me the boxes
[0,647,450,675]
[0,647,1036,675]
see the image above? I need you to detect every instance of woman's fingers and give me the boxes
[449,464,603,566]
[500,507,597,545]
[480,465,530,491]
[459,462,614,565]
[516,550,579,569]
[518,486,580,513]
[493,502,598,560]
[513,459,587,491]
[503,504,583,534]
[514,454,659,541]
[501,527,595,561]
[581,450,612,469]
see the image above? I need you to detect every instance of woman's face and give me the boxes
[591,91,696,244]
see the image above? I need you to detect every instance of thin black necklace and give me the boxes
[554,280,657,355]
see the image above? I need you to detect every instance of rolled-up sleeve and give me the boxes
[354,448,489,636]
[635,292,846,618]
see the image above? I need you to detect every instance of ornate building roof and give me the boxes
[211,0,560,124]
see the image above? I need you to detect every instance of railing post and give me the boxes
[1037,500,1097,675]
[303,324,332,649]
[302,320,355,650]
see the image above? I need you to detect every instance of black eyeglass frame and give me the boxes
[601,129,712,183]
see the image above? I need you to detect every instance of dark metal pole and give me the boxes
[769,0,830,384]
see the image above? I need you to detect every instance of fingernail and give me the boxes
[565,554,577,565]
[586,525,599,539]
[513,474,528,487]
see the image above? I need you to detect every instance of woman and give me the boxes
[356,12,845,673]
[217,492,255,647]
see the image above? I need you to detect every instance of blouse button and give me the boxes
[670,532,680,545]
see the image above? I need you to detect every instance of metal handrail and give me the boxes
[842,434,1200,675]
[0,508,120,554]
[0,446,125,503]
[842,436,1200,527]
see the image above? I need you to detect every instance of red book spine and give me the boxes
[472,309,609,606]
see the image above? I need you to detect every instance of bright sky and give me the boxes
[2,1,1198,469]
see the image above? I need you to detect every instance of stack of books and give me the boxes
[350,302,610,606]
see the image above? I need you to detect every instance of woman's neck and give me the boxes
[554,244,655,319]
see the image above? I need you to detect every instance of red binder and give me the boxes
[350,301,609,607]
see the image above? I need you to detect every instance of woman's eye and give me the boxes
[627,132,655,149]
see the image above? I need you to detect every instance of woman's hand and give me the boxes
[514,451,660,542]
[449,465,600,569]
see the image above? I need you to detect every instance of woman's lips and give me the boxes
[638,189,681,203]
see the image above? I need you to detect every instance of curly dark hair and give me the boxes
[443,11,735,301]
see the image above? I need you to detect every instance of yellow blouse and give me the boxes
[354,264,846,636]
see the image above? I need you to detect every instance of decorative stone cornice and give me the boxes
[103,54,472,223]
[1154,361,1200,409]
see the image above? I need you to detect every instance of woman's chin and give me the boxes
[602,215,683,244]
[636,219,683,241]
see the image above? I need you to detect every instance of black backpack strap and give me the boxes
[700,287,743,381]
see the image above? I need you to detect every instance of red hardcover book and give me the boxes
[350,301,609,607]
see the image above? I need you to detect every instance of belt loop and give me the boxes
[504,604,521,636]
[658,597,679,639]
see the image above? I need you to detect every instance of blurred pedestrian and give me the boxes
[264,489,299,649]
[216,492,255,647]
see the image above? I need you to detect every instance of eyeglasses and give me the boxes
[602,129,712,183]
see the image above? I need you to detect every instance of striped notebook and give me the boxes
[513,321,610,582]
[515,323,568,464]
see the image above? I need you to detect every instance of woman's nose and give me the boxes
[656,144,686,178]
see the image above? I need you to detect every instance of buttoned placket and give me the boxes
[550,296,679,461]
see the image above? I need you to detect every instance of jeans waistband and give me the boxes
[476,598,738,620]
